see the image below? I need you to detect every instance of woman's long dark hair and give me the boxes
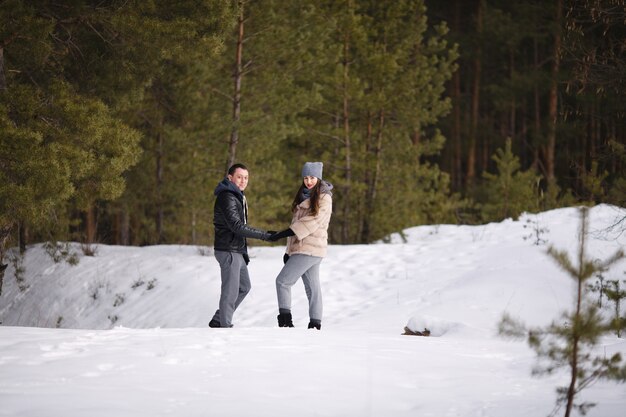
[292,181,322,216]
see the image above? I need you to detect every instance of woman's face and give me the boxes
[303,176,318,189]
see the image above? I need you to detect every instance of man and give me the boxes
[209,163,273,328]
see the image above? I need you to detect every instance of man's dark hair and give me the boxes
[228,163,248,176]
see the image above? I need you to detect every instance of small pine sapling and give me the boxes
[131,279,145,289]
[604,275,626,338]
[523,215,549,246]
[585,270,605,307]
[499,207,625,417]
[113,293,126,307]
[482,138,542,222]
[108,315,119,326]
[10,252,28,292]
[44,242,79,265]
[81,243,98,257]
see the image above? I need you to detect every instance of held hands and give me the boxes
[263,230,277,241]
[268,228,295,242]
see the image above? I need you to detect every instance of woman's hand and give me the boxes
[268,228,295,241]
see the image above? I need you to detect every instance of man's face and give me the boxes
[228,168,249,191]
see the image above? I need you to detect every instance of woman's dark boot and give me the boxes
[308,319,321,330]
[277,312,294,327]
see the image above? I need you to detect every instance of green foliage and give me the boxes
[199,0,327,235]
[425,0,624,218]
[497,312,527,339]
[0,1,151,248]
[481,138,542,222]
[5,0,620,248]
[291,0,459,243]
[1,86,70,227]
[579,161,609,203]
[0,80,141,242]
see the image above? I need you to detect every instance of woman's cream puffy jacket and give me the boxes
[286,193,332,258]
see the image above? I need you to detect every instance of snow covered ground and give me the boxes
[1,205,625,417]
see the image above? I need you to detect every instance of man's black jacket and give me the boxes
[213,178,270,254]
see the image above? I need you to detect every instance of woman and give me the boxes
[268,162,333,330]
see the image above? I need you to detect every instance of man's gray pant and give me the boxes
[276,254,323,321]
[212,251,250,327]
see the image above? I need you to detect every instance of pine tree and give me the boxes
[298,0,459,243]
[98,1,237,245]
[499,207,625,417]
[0,1,147,251]
[481,138,542,222]
[198,0,333,235]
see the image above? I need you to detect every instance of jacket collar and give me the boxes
[214,177,244,199]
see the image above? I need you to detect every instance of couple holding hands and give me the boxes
[208,162,333,330]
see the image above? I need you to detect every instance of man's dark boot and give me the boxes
[208,318,221,328]
[277,312,294,327]
[308,320,321,330]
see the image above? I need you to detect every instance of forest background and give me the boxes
[0,0,624,258]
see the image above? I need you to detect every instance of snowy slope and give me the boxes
[0,205,625,417]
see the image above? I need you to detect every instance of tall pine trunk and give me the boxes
[452,0,462,191]
[191,209,197,245]
[86,205,96,243]
[0,225,10,296]
[546,0,563,188]
[155,129,164,244]
[533,36,542,172]
[341,27,352,244]
[0,47,6,90]
[117,208,129,246]
[361,110,384,243]
[453,68,462,191]
[509,48,516,140]
[227,0,245,171]
[467,0,483,187]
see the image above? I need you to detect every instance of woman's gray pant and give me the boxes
[276,254,323,321]
[212,250,251,327]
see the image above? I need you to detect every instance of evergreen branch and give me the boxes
[48,30,83,59]
[309,107,342,121]
[83,19,113,46]
[497,313,527,339]
[547,246,578,277]
[242,26,273,44]
[208,86,234,102]
[309,127,344,144]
